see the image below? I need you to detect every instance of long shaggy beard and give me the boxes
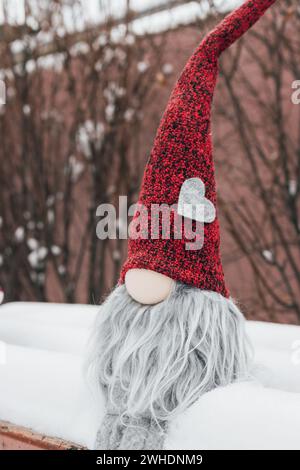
[86,282,252,436]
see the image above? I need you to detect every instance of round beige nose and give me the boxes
[125,269,174,305]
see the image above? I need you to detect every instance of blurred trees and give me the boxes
[215,0,300,321]
[0,0,172,303]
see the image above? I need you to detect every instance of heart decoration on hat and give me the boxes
[177,178,216,224]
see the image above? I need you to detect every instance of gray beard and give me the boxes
[85,282,252,450]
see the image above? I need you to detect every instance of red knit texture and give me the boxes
[120,0,277,298]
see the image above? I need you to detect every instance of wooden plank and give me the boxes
[0,421,85,450]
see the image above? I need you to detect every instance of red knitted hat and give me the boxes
[120,0,277,298]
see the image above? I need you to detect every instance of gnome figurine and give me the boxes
[88,0,277,450]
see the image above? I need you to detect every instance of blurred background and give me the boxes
[0,0,299,324]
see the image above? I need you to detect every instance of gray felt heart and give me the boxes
[177,178,216,223]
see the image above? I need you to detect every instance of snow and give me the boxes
[105,103,116,122]
[68,156,85,183]
[28,246,48,268]
[137,61,149,73]
[14,226,25,242]
[124,108,135,122]
[27,238,39,251]
[22,104,31,116]
[51,245,61,256]
[0,302,97,354]
[262,249,273,262]
[0,301,300,449]
[69,41,91,57]
[0,343,103,449]
[77,121,105,159]
[166,382,300,450]
[162,63,174,75]
[289,180,297,196]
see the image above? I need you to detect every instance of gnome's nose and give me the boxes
[125,269,174,304]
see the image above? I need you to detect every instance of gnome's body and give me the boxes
[88,0,277,450]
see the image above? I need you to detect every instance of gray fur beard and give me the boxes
[85,282,253,450]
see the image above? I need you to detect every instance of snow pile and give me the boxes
[0,344,104,449]
[0,302,97,355]
[0,301,300,449]
[247,321,300,393]
[167,382,300,450]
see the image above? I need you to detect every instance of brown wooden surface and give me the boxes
[0,420,85,450]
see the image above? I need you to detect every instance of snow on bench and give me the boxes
[0,302,300,450]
